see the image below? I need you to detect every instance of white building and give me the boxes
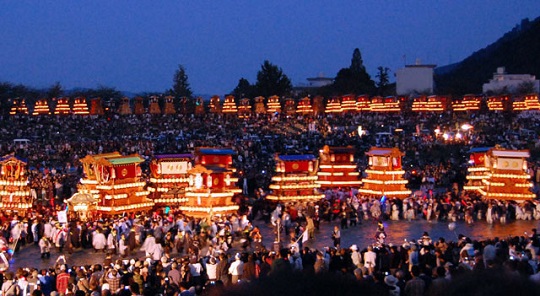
[293,73,333,95]
[482,67,540,94]
[396,63,436,95]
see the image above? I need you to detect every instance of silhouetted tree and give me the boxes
[376,66,391,96]
[515,81,536,95]
[254,60,292,97]
[171,64,193,98]
[47,82,63,99]
[232,78,255,98]
[332,48,376,95]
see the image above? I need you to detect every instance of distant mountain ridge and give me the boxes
[434,16,540,95]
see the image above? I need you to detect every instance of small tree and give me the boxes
[47,82,63,99]
[375,66,390,96]
[172,65,193,98]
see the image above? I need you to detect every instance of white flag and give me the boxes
[302,229,309,244]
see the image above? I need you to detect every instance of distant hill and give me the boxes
[434,17,540,95]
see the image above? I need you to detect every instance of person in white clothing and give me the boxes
[350,245,362,268]
[363,245,377,275]
[228,253,244,284]
[92,229,107,252]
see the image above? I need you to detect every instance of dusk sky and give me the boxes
[1,1,539,95]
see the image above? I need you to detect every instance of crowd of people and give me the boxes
[0,107,540,295]
[1,206,540,296]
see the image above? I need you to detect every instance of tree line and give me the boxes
[0,48,392,107]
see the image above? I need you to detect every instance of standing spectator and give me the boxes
[216,253,230,286]
[39,236,51,259]
[331,226,340,248]
[228,253,244,284]
[56,265,70,296]
[363,245,377,275]
[404,265,425,296]
[1,272,19,296]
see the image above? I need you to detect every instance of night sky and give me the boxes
[1,1,539,95]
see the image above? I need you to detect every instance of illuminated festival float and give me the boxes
[340,94,357,113]
[9,98,29,115]
[195,97,205,115]
[79,152,153,215]
[72,97,90,115]
[238,98,252,118]
[486,95,509,111]
[148,154,193,206]
[513,94,540,111]
[463,147,492,192]
[118,98,132,115]
[267,154,324,202]
[254,96,266,115]
[148,96,161,115]
[356,95,371,112]
[133,97,145,115]
[370,96,401,112]
[32,99,51,115]
[411,95,447,112]
[90,98,104,115]
[358,147,411,198]
[284,98,296,116]
[312,96,325,116]
[317,146,362,189]
[296,97,313,115]
[325,97,341,114]
[179,148,240,218]
[452,94,481,112]
[54,97,71,115]
[221,95,238,115]
[478,148,535,201]
[163,96,176,115]
[0,155,32,213]
[267,95,281,114]
[209,95,222,114]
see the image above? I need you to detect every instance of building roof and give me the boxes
[106,157,145,165]
[197,148,236,155]
[154,154,193,160]
[490,149,530,158]
[404,64,437,68]
[328,147,355,154]
[468,147,492,153]
[365,147,403,157]
[278,155,316,161]
[0,154,27,163]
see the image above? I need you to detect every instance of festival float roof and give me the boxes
[464,147,492,192]
[79,152,153,214]
[149,154,193,205]
[477,148,535,201]
[317,146,361,188]
[267,154,324,202]
[180,148,240,218]
[358,147,411,198]
[0,154,32,212]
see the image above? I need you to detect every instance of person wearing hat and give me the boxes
[384,274,400,296]
[39,235,51,259]
[350,245,362,268]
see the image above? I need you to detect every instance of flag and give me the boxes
[302,229,309,244]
